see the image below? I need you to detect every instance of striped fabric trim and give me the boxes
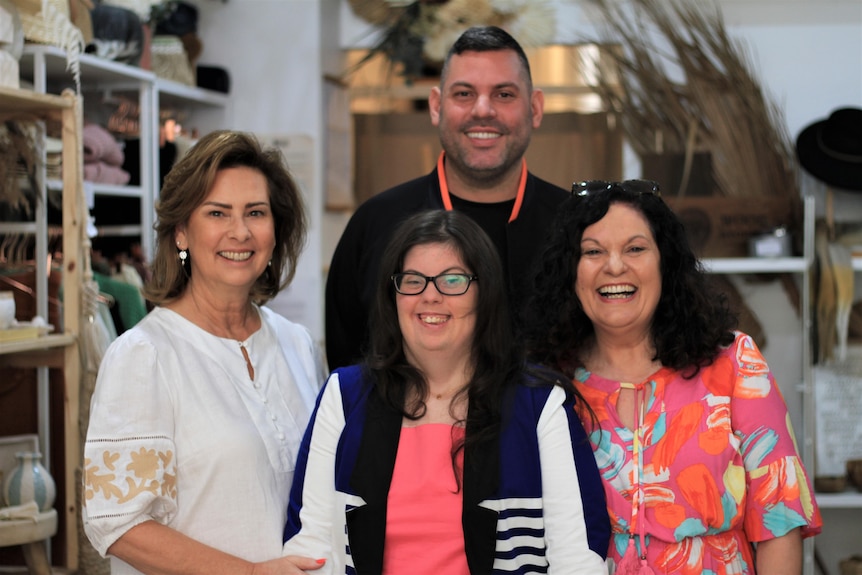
[342,492,365,573]
[480,497,550,574]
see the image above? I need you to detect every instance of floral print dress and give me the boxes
[576,332,821,574]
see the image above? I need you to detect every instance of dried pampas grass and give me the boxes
[0,121,38,215]
[587,0,799,206]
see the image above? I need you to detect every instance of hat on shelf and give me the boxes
[19,0,84,91]
[796,107,862,192]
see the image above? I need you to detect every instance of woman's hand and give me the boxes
[251,556,325,575]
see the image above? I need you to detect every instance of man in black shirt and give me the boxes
[324,26,569,371]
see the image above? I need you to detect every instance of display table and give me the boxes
[0,508,58,575]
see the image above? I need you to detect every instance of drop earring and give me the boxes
[177,242,188,268]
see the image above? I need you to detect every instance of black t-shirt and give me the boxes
[449,193,515,278]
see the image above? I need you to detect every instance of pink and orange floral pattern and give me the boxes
[576,332,821,574]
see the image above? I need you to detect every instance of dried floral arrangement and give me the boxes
[346,0,556,82]
[586,0,799,206]
[0,122,38,216]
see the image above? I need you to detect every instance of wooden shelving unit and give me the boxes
[0,86,84,571]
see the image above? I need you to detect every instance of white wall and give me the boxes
[193,0,333,343]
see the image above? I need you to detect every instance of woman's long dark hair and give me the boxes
[366,210,573,487]
[524,186,737,379]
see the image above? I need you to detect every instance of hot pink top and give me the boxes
[383,424,469,575]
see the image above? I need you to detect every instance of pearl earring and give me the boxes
[178,247,188,267]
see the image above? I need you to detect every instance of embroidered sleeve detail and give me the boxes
[82,435,178,555]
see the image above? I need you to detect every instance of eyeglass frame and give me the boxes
[390,272,478,296]
[571,179,662,198]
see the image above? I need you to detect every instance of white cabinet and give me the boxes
[0,86,83,571]
[19,44,227,260]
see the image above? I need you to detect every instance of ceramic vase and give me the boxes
[3,451,56,511]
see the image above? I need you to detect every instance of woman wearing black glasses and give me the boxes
[523,181,822,574]
[283,209,611,574]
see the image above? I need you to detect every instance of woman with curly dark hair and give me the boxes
[523,180,821,575]
[284,209,610,574]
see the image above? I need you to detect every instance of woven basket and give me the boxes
[150,34,194,86]
[19,0,83,90]
[841,556,862,575]
[9,0,40,16]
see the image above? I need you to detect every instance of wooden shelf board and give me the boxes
[0,333,76,356]
[0,86,71,122]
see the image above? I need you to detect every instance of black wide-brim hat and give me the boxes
[796,107,862,192]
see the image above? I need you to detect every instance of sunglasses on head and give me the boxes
[571,179,661,198]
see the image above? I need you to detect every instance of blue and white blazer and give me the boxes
[283,365,610,575]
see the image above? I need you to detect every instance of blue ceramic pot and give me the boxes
[3,451,56,511]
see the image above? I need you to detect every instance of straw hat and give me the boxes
[796,107,862,192]
[19,0,84,90]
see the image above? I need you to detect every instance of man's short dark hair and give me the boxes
[441,26,533,90]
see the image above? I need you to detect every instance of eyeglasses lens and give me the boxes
[392,273,473,295]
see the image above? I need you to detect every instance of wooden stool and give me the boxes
[0,508,57,575]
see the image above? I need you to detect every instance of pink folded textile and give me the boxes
[83,123,125,167]
[84,161,131,185]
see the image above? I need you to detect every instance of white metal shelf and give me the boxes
[49,179,143,198]
[701,256,808,274]
[21,45,153,88]
[157,78,229,108]
[0,222,38,234]
[814,491,862,508]
[91,183,144,198]
[20,44,227,260]
[97,224,142,237]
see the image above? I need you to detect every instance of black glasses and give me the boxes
[391,272,477,296]
[572,179,661,197]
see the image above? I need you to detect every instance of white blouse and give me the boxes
[82,305,323,574]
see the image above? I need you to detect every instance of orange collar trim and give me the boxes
[436,151,527,223]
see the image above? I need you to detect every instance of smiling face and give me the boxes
[575,202,662,340]
[175,166,275,301]
[397,242,478,368]
[429,49,544,187]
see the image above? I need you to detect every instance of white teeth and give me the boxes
[468,132,499,139]
[421,315,448,324]
[599,285,635,298]
[220,251,253,261]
